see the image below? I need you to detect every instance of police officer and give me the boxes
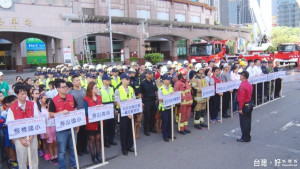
[191,63,208,129]
[273,60,282,98]
[128,68,142,138]
[111,68,121,90]
[139,68,158,136]
[237,71,253,142]
[100,74,118,147]
[261,60,269,102]
[114,73,135,156]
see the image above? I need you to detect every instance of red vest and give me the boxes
[52,94,75,112]
[212,75,221,93]
[84,95,102,131]
[10,101,34,120]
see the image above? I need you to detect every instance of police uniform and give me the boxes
[158,77,173,142]
[114,74,135,155]
[100,75,117,147]
[140,70,158,135]
[261,61,269,101]
[273,65,282,98]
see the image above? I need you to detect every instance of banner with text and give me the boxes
[55,109,86,132]
[88,104,114,122]
[202,86,215,98]
[120,99,143,117]
[7,117,46,140]
[216,83,228,93]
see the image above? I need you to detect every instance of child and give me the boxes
[37,93,51,161]
[1,95,19,169]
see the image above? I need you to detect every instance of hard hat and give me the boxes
[68,64,73,67]
[89,65,95,70]
[188,63,193,68]
[167,61,172,65]
[107,67,113,74]
[83,64,89,68]
[145,62,152,68]
[173,61,178,65]
[51,68,56,71]
[42,67,47,70]
[102,65,107,69]
[160,66,169,75]
[240,61,247,66]
[131,62,137,67]
[128,68,136,73]
[191,59,196,63]
[178,68,187,75]
[73,65,78,70]
[116,65,121,70]
[183,60,189,65]
[122,65,128,70]
[178,63,182,67]
[170,64,175,68]
[195,63,204,72]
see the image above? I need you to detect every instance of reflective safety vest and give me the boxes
[100,86,114,103]
[10,100,34,120]
[84,95,102,131]
[52,94,75,112]
[39,79,46,85]
[116,85,134,109]
[97,76,103,89]
[159,85,173,111]
[46,78,55,90]
[111,76,121,89]
[80,77,88,89]
[68,76,72,82]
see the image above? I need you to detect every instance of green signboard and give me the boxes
[26,38,47,64]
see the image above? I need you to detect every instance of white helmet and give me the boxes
[37,67,41,70]
[83,64,89,69]
[107,67,113,74]
[173,61,178,65]
[102,65,107,69]
[42,67,47,70]
[131,62,137,67]
[167,61,172,65]
[145,62,152,68]
[195,63,204,72]
[73,65,78,71]
[183,60,189,65]
[89,65,95,70]
[160,66,168,75]
[191,59,196,63]
[122,65,128,70]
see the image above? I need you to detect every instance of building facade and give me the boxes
[277,0,300,27]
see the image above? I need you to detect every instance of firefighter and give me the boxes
[191,63,208,129]
[174,68,193,135]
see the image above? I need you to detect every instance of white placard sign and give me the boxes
[267,73,275,81]
[252,76,260,84]
[55,109,86,132]
[234,80,242,89]
[7,117,46,140]
[162,91,181,107]
[120,99,143,117]
[278,71,286,78]
[260,75,268,83]
[88,104,114,123]
[216,83,227,93]
[202,86,215,98]
[226,81,236,91]
[248,77,254,84]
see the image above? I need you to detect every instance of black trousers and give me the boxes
[161,109,171,139]
[222,91,230,116]
[104,118,116,144]
[257,83,262,102]
[274,78,282,97]
[239,111,252,141]
[76,125,88,153]
[252,85,256,104]
[119,113,133,152]
[209,95,220,120]
[143,99,157,132]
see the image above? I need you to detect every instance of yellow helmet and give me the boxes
[240,61,247,66]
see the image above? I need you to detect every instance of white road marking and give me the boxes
[280,121,295,131]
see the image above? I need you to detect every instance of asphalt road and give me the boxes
[1,68,299,169]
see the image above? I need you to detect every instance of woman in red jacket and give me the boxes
[83,82,102,164]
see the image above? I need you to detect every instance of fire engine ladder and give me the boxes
[79,10,93,65]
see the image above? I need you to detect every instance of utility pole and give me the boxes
[108,0,114,63]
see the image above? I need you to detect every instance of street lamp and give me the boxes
[108,0,114,63]
[238,4,249,53]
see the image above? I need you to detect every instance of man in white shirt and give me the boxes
[246,59,255,78]
[6,83,39,169]
[253,59,263,76]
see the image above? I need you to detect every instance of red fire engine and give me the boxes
[275,43,300,66]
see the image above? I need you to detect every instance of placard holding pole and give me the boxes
[120,99,143,156]
[216,83,227,123]
[86,104,114,169]
[54,109,86,169]
[225,81,235,118]
[201,86,215,129]
[278,71,285,97]
[7,116,47,169]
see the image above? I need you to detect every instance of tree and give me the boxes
[270,26,300,48]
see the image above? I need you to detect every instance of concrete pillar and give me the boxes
[46,37,54,68]
[233,38,238,54]
[186,39,191,59]
[170,40,178,61]
[54,39,63,64]
[13,36,22,73]
[138,38,145,65]
[123,37,131,65]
